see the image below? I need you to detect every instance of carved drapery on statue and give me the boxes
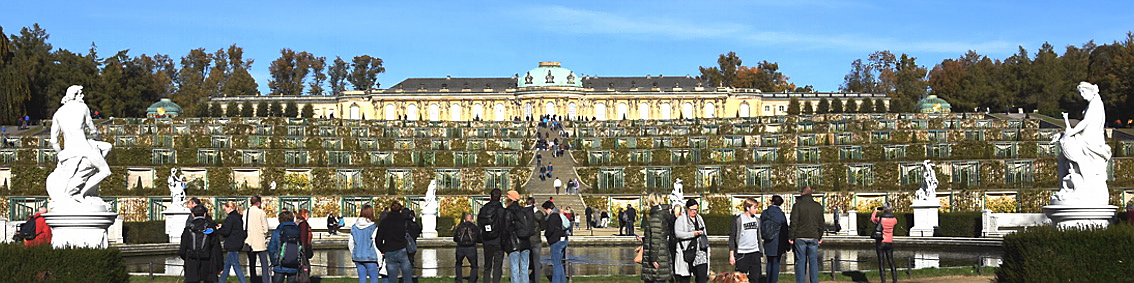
[46,85,114,212]
[1052,82,1112,206]
[914,160,938,204]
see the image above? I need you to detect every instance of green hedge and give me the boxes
[997,225,1134,282]
[0,243,129,282]
[124,221,168,244]
[703,214,734,236]
[857,213,913,236]
[937,212,982,237]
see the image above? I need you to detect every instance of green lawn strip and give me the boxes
[131,267,997,283]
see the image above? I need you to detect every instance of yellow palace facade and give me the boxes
[214,62,888,120]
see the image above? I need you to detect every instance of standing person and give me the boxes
[453,213,480,283]
[327,214,340,236]
[585,206,594,230]
[624,204,638,236]
[186,197,203,227]
[675,199,709,283]
[553,178,562,195]
[296,209,314,277]
[789,186,825,283]
[547,164,553,179]
[267,210,301,283]
[872,205,898,283]
[563,207,575,235]
[641,193,674,283]
[729,198,764,283]
[760,196,790,283]
[542,201,569,283]
[539,165,547,182]
[600,210,610,228]
[478,189,507,283]
[217,202,248,283]
[378,201,414,283]
[350,205,383,283]
[526,197,545,283]
[22,207,52,247]
[503,191,533,283]
[246,196,272,283]
[180,205,224,283]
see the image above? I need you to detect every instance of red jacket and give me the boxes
[871,210,897,243]
[25,212,52,247]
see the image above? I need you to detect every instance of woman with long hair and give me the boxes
[871,205,898,283]
[640,193,674,283]
[349,205,382,283]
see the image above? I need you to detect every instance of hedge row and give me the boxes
[123,221,168,244]
[0,243,129,282]
[997,225,1134,282]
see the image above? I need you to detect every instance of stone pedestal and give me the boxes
[910,202,939,237]
[42,211,119,249]
[421,212,438,238]
[163,208,192,243]
[1042,204,1116,229]
[844,210,858,236]
[981,209,1006,237]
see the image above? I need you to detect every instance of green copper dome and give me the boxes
[146,98,183,117]
[917,95,952,113]
[517,62,582,88]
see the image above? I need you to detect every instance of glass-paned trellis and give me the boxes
[336,169,363,190]
[745,166,773,188]
[994,142,1019,157]
[711,148,736,163]
[207,136,230,148]
[445,128,462,138]
[386,169,414,193]
[878,120,897,130]
[753,148,777,163]
[351,127,370,137]
[466,139,487,150]
[847,163,875,186]
[796,147,820,162]
[254,125,274,135]
[588,150,612,165]
[899,162,925,185]
[616,138,638,149]
[285,150,309,165]
[501,138,524,150]
[282,137,305,149]
[884,145,907,160]
[211,197,249,220]
[689,136,708,148]
[241,150,266,164]
[928,130,948,142]
[834,132,854,145]
[926,143,951,158]
[797,122,814,132]
[248,136,269,148]
[35,149,56,164]
[412,151,435,166]
[148,197,171,221]
[695,166,722,188]
[155,135,174,147]
[278,196,312,212]
[454,151,477,165]
[140,124,157,134]
[435,169,462,190]
[723,136,745,147]
[485,168,510,190]
[114,136,136,147]
[839,146,863,160]
[1037,143,1060,157]
[952,161,981,186]
[1001,129,1020,140]
[644,167,672,189]
[597,167,625,189]
[1005,160,1035,185]
[912,120,929,129]
[206,125,224,135]
[671,149,702,164]
[8,197,47,222]
[431,139,451,150]
[322,138,344,150]
[317,126,335,136]
[797,134,818,146]
[328,151,352,165]
[629,150,653,164]
[152,149,176,164]
[494,151,519,166]
[341,196,373,218]
[653,137,673,148]
[394,139,415,150]
[796,164,823,187]
[359,138,380,150]
[0,149,16,163]
[871,131,891,143]
[370,151,394,165]
[964,130,985,141]
[829,121,847,131]
[287,126,305,136]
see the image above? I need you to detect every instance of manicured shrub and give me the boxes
[0,243,129,282]
[123,221,168,244]
[937,212,982,237]
[857,212,914,236]
[996,225,1134,282]
[702,214,735,236]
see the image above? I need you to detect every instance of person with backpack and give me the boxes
[760,196,790,283]
[871,205,898,283]
[675,199,708,283]
[401,207,422,271]
[20,207,52,247]
[268,210,302,283]
[503,191,533,283]
[542,201,568,283]
[378,201,414,283]
[179,205,224,283]
[453,213,480,283]
[246,196,272,283]
[349,205,383,283]
[478,189,507,283]
[623,204,638,236]
[526,197,545,283]
[216,202,248,283]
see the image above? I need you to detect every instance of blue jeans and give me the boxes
[385,248,414,283]
[355,262,381,283]
[765,255,782,283]
[550,240,568,283]
[509,250,531,283]
[220,251,247,283]
[793,239,820,283]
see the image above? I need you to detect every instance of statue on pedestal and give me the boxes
[1052,82,1112,206]
[46,85,113,212]
[423,180,439,215]
[914,160,937,204]
[168,168,187,209]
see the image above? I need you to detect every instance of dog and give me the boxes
[709,271,749,283]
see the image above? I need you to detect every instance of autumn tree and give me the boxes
[698,52,741,87]
[348,55,385,91]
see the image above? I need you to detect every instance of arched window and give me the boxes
[638,102,650,120]
[429,103,440,121]
[450,103,462,121]
[545,102,556,116]
[595,103,607,121]
[705,102,716,118]
[568,102,578,120]
[739,103,751,118]
[494,103,506,121]
[384,104,397,120]
[682,102,694,119]
[406,104,419,121]
[660,103,672,120]
[349,103,361,120]
[473,104,485,121]
[617,103,629,120]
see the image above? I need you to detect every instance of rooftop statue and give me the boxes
[1052,82,1112,206]
[46,85,113,212]
[914,160,938,204]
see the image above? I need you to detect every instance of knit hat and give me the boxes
[507,190,521,201]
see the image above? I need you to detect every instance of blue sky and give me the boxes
[3,0,1133,93]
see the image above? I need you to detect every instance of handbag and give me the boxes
[683,217,702,263]
[633,245,644,264]
[295,256,312,283]
[870,218,884,240]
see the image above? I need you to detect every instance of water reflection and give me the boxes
[126,245,1000,277]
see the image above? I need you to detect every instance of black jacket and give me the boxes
[478,200,506,246]
[179,216,223,283]
[503,202,533,252]
[377,210,409,253]
[528,205,545,244]
[544,210,568,244]
[216,210,246,252]
[453,221,481,247]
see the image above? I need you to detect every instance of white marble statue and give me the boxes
[167,168,187,209]
[1051,82,1112,206]
[46,85,113,212]
[422,180,439,215]
[670,178,685,207]
[915,160,938,203]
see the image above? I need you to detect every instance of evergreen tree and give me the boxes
[209,102,222,117]
[268,101,283,117]
[240,101,254,117]
[284,101,299,117]
[817,98,830,114]
[831,99,844,114]
[301,104,314,118]
[328,56,349,95]
[256,101,271,117]
[860,98,875,113]
[224,66,258,96]
[787,97,801,115]
[194,100,210,117]
[875,100,888,113]
[698,51,741,87]
[845,99,858,113]
[349,55,385,91]
[802,101,814,114]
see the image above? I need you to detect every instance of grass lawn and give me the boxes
[131,266,998,282]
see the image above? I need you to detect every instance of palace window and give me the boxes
[644,167,672,189]
[36,149,55,163]
[847,163,874,187]
[335,169,363,190]
[284,150,309,165]
[435,169,462,190]
[597,167,625,189]
[746,165,773,188]
[899,162,924,185]
[501,138,523,150]
[796,164,823,187]
[340,197,373,219]
[140,125,157,135]
[369,151,394,165]
[753,147,778,163]
[796,147,820,162]
[976,120,991,128]
[695,166,722,189]
[1005,159,1035,185]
